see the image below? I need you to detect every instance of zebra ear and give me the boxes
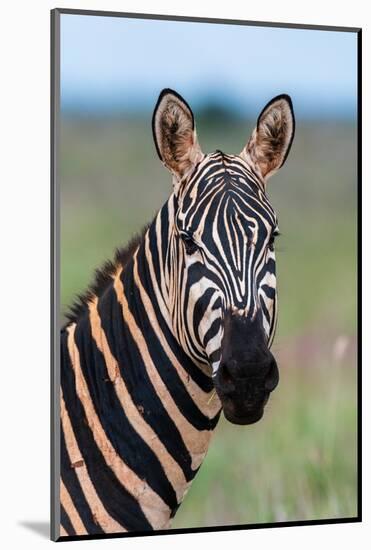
[241,95,295,182]
[152,89,203,182]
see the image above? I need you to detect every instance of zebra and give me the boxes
[59,88,295,537]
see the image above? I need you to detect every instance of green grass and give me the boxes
[60,116,358,527]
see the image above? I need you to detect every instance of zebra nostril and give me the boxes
[220,364,232,384]
[264,361,279,392]
[218,362,236,391]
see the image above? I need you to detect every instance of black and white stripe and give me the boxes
[60,89,294,536]
[167,152,279,375]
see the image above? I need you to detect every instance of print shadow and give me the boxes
[18,521,49,539]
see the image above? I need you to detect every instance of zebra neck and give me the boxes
[125,227,221,410]
[116,250,221,507]
[61,205,223,533]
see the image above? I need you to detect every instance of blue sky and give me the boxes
[60,14,358,119]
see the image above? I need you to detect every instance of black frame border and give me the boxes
[51,7,362,543]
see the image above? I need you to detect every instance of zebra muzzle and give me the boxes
[213,354,279,425]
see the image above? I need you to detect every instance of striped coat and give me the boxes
[60,202,222,535]
[59,88,295,537]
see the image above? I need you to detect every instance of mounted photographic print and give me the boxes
[51,8,361,542]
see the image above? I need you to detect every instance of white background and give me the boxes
[0,1,368,548]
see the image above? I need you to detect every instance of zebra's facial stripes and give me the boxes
[168,153,279,373]
[153,89,295,425]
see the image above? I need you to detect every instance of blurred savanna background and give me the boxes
[60,14,358,527]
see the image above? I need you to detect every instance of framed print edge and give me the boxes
[50,8,362,542]
[51,7,61,543]
[54,7,361,33]
[356,27,362,523]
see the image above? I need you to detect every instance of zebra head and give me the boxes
[153,89,295,425]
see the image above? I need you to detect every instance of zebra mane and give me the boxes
[64,224,149,326]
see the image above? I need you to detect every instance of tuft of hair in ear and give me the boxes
[242,95,295,182]
[152,89,203,181]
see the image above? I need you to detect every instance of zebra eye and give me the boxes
[268,230,280,251]
[181,234,198,255]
